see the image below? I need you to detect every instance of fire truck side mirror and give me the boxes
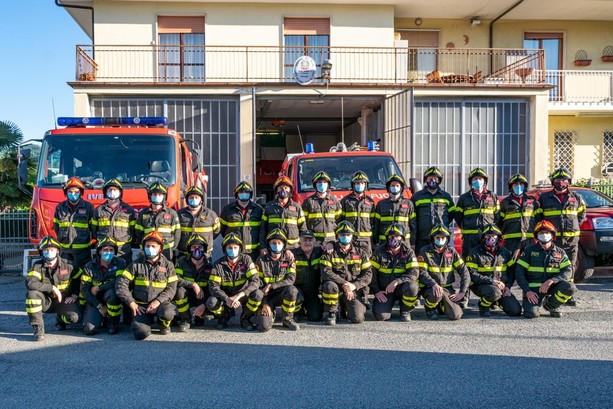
[17,148,30,187]
[409,177,422,194]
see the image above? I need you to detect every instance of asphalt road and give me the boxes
[1,273,612,409]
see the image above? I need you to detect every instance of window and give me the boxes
[602,131,613,176]
[284,18,330,81]
[399,30,439,79]
[525,33,563,99]
[553,131,576,173]
[158,16,205,82]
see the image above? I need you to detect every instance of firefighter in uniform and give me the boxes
[411,166,455,252]
[292,230,324,322]
[81,237,125,335]
[339,170,376,256]
[259,176,306,252]
[91,179,137,264]
[417,225,470,320]
[206,233,263,330]
[255,229,301,331]
[373,174,417,247]
[371,224,420,322]
[498,174,540,260]
[173,234,212,330]
[536,168,586,306]
[177,185,220,260]
[135,182,181,261]
[302,171,341,246]
[116,231,178,340]
[465,225,522,317]
[25,236,83,341]
[320,221,372,325]
[53,177,94,269]
[515,220,577,318]
[219,181,264,258]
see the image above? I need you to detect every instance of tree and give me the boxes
[0,120,32,208]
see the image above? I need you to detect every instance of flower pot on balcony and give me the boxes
[602,56,613,63]
[573,59,592,67]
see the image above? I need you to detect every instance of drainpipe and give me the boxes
[489,0,525,69]
[55,0,95,44]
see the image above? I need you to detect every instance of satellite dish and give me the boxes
[293,56,317,85]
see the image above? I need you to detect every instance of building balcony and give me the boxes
[75,44,545,87]
[547,70,613,111]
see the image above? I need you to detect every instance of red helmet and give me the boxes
[142,231,165,248]
[534,220,557,236]
[63,177,85,195]
[273,176,293,191]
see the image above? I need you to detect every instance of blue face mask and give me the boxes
[471,179,484,190]
[389,185,401,195]
[144,247,159,259]
[339,235,352,245]
[434,237,447,248]
[100,251,114,262]
[226,247,239,259]
[238,192,251,202]
[151,195,164,205]
[353,184,366,193]
[269,243,284,254]
[42,249,58,262]
[513,185,525,196]
[187,197,201,208]
[316,182,328,193]
[67,192,80,203]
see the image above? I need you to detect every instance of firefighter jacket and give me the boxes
[175,254,212,289]
[26,258,82,298]
[320,243,372,291]
[373,196,417,245]
[455,190,500,237]
[498,194,540,242]
[91,200,136,253]
[536,190,586,242]
[339,193,375,243]
[515,243,573,293]
[260,199,306,250]
[219,200,264,254]
[417,245,470,293]
[292,247,323,292]
[53,199,94,251]
[370,243,419,294]
[80,256,126,308]
[116,254,178,305]
[465,245,515,288]
[208,254,260,299]
[135,205,181,251]
[411,187,455,241]
[177,206,220,255]
[255,253,296,291]
[302,193,342,243]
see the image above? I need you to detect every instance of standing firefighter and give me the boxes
[116,231,178,340]
[206,233,262,330]
[498,174,540,259]
[53,177,94,268]
[219,181,264,258]
[339,170,376,256]
[465,225,522,317]
[25,236,83,341]
[515,220,577,318]
[135,182,181,261]
[302,171,342,245]
[81,237,126,335]
[320,221,372,325]
[92,179,136,264]
[373,174,416,247]
[255,229,301,332]
[417,225,470,320]
[292,230,324,322]
[177,185,220,260]
[411,166,455,252]
[260,176,306,252]
[537,168,586,306]
[371,224,420,322]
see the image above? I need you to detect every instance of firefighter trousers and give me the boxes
[296,284,323,321]
[523,281,577,319]
[372,281,419,321]
[25,290,82,328]
[130,301,177,340]
[206,290,264,321]
[83,288,122,335]
[470,284,522,316]
[258,286,303,332]
[420,287,463,320]
[555,238,579,280]
[321,281,367,324]
[173,286,209,323]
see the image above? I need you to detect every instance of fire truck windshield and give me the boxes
[36,134,176,189]
[297,155,403,193]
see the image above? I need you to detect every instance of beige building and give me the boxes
[59,0,613,209]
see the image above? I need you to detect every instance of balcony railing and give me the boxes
[75,45,544,86]
[547,70,613,104]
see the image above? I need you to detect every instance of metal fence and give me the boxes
[582,179,613,199]
[0,210,30,273]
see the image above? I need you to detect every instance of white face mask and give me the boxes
[537,233,553,244]
[106,190,120,200]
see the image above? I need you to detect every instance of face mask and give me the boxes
[42,249,58,262]
[269,243,284,254]
[100,251,114,262]
[144,247,159,259]
[472,179,484,190]
[226,247,239,259]
[191,248,204,260]
[106,190,120,200]
[353,183,366,193]
[238,192,251,202]
[513,185,525,196]
[151,195,164,205]
[553,181,569,192]
[187,198,201,208]
[434,237,447,248]
[388,237,401,248]
[426,180,439,190]
[389,185,401,195]
[484,237,498,248]
[277,189,289,199]
[537,233,553,244]
[339,235,352,245]
[67,192,80,203]
[316,182,328,193]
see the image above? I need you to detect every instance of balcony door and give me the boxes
[158,16,205,82]
[284,18,330,82]
[399,30,439,79]
[524,32,563,100]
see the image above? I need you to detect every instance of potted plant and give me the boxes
[602,46,613,63]
[573,50,592,67]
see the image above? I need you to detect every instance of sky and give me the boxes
[1,1,89,141]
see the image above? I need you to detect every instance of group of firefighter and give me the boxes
[25,165,586,341]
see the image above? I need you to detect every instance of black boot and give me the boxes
[240,314,257,331]
[55,321,67,331]
[565,297,577,307]
[107,319,120,335]
[544,298,562,318]
[479,305,492,317]
[33,325,45,341]
[400,310,412,322]
[324,311,337,326]
[282,314,300,331]
[426,309,439,320]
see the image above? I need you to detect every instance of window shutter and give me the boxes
[158,16,205,34]
[400,30,440,47]
[284,18,330,35]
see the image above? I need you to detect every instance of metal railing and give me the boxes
[547,70,613,103]
[75,45,545,86]
[0,210,30,273]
